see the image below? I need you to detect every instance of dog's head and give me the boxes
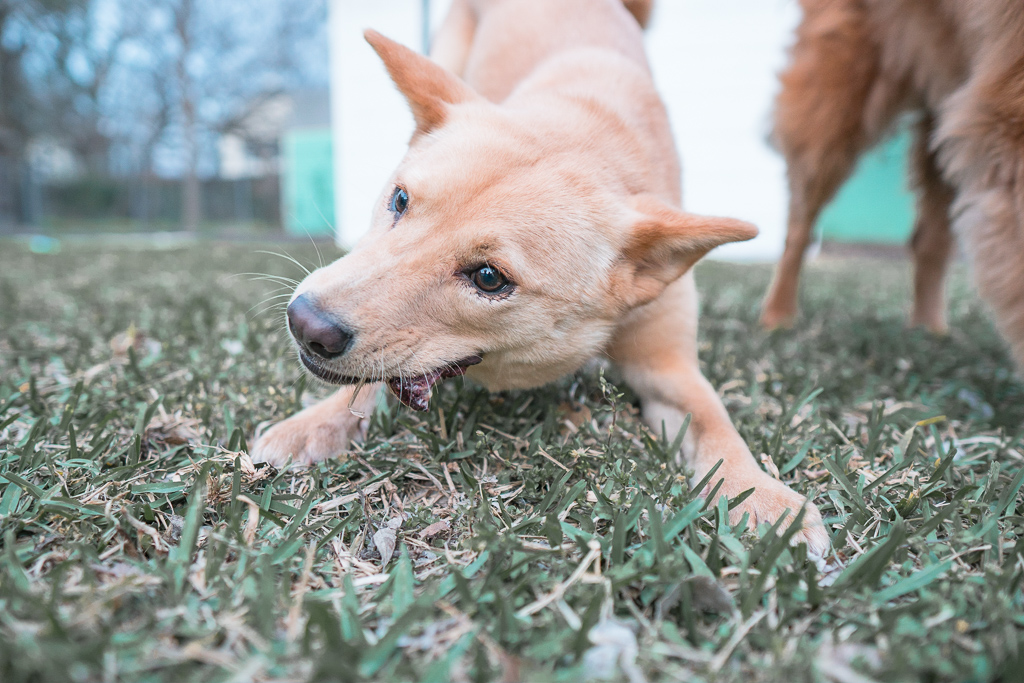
[286,31,756,410]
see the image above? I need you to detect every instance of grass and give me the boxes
[0,241,1022,683]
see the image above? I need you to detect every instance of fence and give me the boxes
[1,172,282,232]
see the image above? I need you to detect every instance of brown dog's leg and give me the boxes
[610,274,829,557]
[937,55,1024,368]
[251,384,381,467]
[909,113,955,334]
[762,0,908,329]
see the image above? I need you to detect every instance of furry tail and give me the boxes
[623,0,653,29]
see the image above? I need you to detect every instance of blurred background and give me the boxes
[0,0,914,258]
[0,0,330,239]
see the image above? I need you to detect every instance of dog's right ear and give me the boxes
[615,194,758,308]
[365,29,480,135]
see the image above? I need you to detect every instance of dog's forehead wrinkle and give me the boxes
[401,110,569,195]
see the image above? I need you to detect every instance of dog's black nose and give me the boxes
[287,294,353,360]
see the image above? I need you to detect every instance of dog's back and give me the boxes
[803,0,1022,108]
[449,0,650,103]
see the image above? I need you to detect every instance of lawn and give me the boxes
[1,241,1022,683]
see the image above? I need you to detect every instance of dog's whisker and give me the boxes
[228,270,294,283]
[247,303,290,320]
[306,230,326,270]
[248,292,297,310]
[409,349,426,377]
[250,307,290,323]
[254,291,296,302]
[255,286,298,297]
[246,293,296,318]
[309,202,335,269]
[255,250,312,277]
[237,272,302,286]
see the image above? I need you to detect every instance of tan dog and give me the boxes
[253,0,828,555]
[762,0,1024,370]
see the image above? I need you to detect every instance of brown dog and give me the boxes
[253,0,828,555]
[762,0,1024,369]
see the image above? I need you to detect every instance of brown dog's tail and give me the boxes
[623,0,653,29]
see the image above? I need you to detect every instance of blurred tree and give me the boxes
[1,0,328,230]
[0,0,81,224]
[1,0,46,157]
[142,0,327,230]
[35,0,137,174]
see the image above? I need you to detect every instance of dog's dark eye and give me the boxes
[470,265,510,293]
[389,187,408,218]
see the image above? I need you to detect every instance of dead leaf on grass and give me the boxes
[110,324,161,361]
[583,617,646,683]
[145,409,201,446]
[558,402,592,434]
[374,517,403,568]
[419,519,451,539]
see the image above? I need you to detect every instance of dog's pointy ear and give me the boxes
[617,194,758,307]
[365,29,479,135]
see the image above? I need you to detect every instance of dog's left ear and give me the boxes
[365,29,480,135]
[617,194,758,307]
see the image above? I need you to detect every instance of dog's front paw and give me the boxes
[713,474,829,559]
[251,400,370,468]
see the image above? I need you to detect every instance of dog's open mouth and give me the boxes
[385,355,482,411]
[299,352,482,412]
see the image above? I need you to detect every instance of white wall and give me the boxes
[647,0,800,260]
[329,0,800,260]
[328,0,422,248]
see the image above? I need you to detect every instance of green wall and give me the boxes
[816,126,916,245]
[282,129,335,237]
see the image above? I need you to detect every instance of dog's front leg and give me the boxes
[608,275,829,558]
[251,384,381,467]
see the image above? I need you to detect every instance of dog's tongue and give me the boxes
[386,356,482,412]
[386,370,445,412]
